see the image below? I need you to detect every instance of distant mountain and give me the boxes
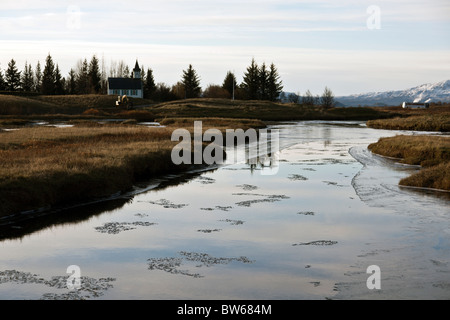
[335,80,450,107]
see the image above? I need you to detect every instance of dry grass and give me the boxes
[0,124,179,216]
[0,117,269,217]
[400,162,450,191]
[368,135,450,190]
[367,114,450,132]
[367,104,450,132]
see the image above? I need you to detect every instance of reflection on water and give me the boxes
[0,121,448,300]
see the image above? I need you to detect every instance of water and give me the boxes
[0,121,448,300]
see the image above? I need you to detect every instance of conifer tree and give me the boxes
[258,62,269,100]
[5,59,21,92]
[41,54,56,94]
[222,71,237,99]
[0,67,6,91]
[144,68,156,99]
[67,69,77,95]
[181,64,201,99]
[54,64,64,95]
[267,63,283,101]
[76,58,89,94]
[21,62,34,92]
[34,61,42,93]
[88,55,101,93]
[242,58,259,100]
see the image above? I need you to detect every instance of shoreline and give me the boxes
[368,135,450,191]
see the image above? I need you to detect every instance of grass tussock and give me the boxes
[368,135,450,190]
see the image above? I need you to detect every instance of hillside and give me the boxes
[0,94,154,116]
[0,95,397,121]
[335,80,450,107]
[148,98,395,121]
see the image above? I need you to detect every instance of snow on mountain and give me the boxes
[336,80,450,107]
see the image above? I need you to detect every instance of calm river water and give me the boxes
[0,121,449,300]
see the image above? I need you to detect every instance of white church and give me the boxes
[107,60,144,99]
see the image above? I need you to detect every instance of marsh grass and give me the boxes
[368,135,450,190]
[367,113,450,132]
[0,125,178,216]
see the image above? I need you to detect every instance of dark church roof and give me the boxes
[133,60,141,72]
[108,78,142,90]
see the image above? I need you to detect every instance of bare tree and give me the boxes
[321,86,335,109]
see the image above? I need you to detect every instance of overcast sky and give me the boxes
[1,0,449,95]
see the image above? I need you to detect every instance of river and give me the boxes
[0,121,448,300]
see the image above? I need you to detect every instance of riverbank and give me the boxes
[366,104,450,132]
[0,118,265,218]
[368,135,450,191]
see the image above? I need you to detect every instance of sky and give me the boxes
[0,0,449,96]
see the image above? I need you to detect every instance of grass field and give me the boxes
[368,135,450,191]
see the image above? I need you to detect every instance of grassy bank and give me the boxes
[368,135,450,190]
[0,118,268,218]
[0,94,154,116]
[367,104,450,132]
[150,98,396,121]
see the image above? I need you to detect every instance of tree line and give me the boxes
[0,54,334,107]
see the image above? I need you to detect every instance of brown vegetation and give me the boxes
[368,135,450,190]
[0,124,179,217]
[367,104,450,132]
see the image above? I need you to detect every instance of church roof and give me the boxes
[108,77,142,90]
[133,60,141,72]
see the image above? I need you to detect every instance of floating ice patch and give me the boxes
[292,240,338,246]
[0,270,115,300]
[147,252,253,278]
[288,174,308,181]
[236,184,259,191]
[95,222,157,234]
[144,199,189,209]
[197,229,222,233]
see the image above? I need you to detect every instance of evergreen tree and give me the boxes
[88,55,101,93]
[144,68,156,99]
[5,59,21,92]
[76,58,89,94]
[242,58,259,100]
[41,54,56,94]
[21,62,34,92]
[258,62,269,100]
[181,64,201,99]
[222,71,237,99]
[67,69,77,95]
[34,61,42,93]
[54,64,64,95]
[267,63,283,101]
[0,67,6,91]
